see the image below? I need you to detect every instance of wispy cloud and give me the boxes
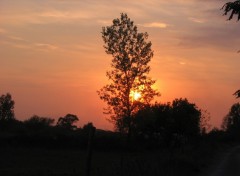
[38,10,94,20]
[177,24,240,51]
[11,44,31,49]
[179,62,186,65]
[0,32,59,51]
[188,17,205,24]
[74,44,95,51]
[35,43,58,50]
[3,41,59,51]
[8,36,28,42]
[1,9,97,25]
[140,22,168,28]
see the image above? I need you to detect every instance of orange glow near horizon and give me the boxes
[1,0,240,130]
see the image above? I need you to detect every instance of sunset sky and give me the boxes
[1,0,240,130]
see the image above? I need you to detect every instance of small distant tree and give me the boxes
[0,93,15,121]
[199,110,211,135]
[56,114,79,130]
[82,122,94,131]
[97,13,159,135]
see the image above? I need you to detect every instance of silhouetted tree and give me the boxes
[82,122,94,131]
[200,110,211,135]
[171,98,201,137]
[97,13,159,135]
[222,0,240,21]
[24,115,55,130]
[0,93,15,121]
[134,98,202,143]
[56,114,79,130]
[133,103,172,138]
[222,103,240,135]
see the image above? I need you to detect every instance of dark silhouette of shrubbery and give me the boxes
[132,98,203,148]
[0,92,234,152]
[222,103,240,140]
[24,115,55,130]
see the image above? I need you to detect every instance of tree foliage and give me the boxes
[97,13,159,133]
[0,93,15,121]
[199,110,211,134]
[222,0,240,21]
[82,122,94,131]
[134,98,203,139]
[56,114,79,130]
[133,103,172,137]
[24,115,55,130]
[171,98,201,136]
[222,103,240,134]
[233,89,240,98]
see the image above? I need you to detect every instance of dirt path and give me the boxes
[202,145,240,176]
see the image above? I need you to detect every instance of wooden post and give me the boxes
[85,126,96,176]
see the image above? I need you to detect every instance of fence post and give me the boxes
[85,125,96,176]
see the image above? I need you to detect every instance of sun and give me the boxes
[130,91,141,101]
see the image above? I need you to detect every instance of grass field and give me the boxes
[0,142,229,176]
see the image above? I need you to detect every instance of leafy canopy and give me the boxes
[24,115,55,130]
[134,98,204,138]
[57,114,79,130]
[222,103,240,132]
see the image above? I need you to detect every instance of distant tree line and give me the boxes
[0,93,87,131]
[0,93,103,149]
[0,93,219,150]
[1,89,240,150]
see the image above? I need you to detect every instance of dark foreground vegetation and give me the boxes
[0,140,233,176]
[0,123,236,176]
[1,93,240,176]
